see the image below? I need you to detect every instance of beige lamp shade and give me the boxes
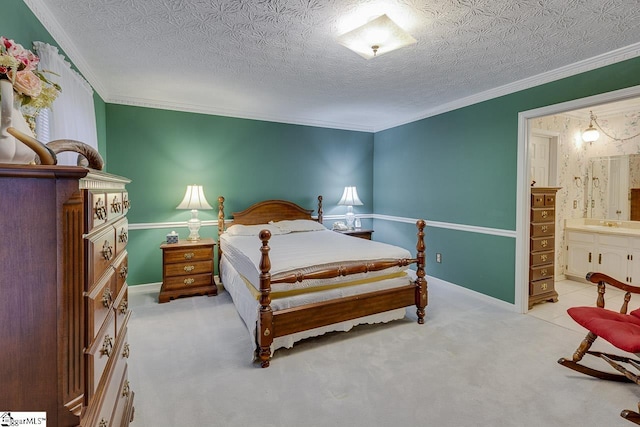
[176,185,212,241]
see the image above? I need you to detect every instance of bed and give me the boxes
[217,195,427,367]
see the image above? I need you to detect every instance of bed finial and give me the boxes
[317,195,323,224]
[218,196,225,236]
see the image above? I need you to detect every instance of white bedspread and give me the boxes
[220,229,412,293]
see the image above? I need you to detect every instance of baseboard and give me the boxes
[128,282,162,294]
[427,275,517,312]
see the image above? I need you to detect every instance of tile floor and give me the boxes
[527,278,629,333]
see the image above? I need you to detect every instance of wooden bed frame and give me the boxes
[217,195,427,368]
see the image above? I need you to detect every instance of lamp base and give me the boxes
[186,209,202,241]
[345,211,355,230]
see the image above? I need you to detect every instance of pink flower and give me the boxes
[10,70,42,98]
[1,36,38,71]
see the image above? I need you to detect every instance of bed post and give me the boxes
[415,220,427,324]
[217,196,225,235]
[258,230,274,368]
[317,195,323,224]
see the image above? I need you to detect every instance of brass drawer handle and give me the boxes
[540,254,548,262]
[119,264,128,280]
[540,269,548,276]
[541,282,548,291]
[101,335,114,357]
[119,228,128,243]
[111,195,122,213]
[541,210,548,218]
[122,343,130,359]
[184,278,195,285]
[541,225,548,233]
[101,240,113,261]
[119,299,128,314]
[99,420,108,427]
[122,380,131,397]
[540,239,548,248]
[184,252,194,260]
[94,198,107,220]
[123,196,131,210]
[102,287,113,308]
[184,265,195,272]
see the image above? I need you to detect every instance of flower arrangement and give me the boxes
[0,36,60,119]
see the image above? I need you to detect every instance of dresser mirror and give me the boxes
[587,154,640,220]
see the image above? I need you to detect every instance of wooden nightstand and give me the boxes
[159,238,218,303]
[335,229,373,240]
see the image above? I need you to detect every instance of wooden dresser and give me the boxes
[0,165,134,427]
[529,187,561,309]
[159,238,217,303]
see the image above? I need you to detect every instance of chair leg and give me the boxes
[621,408,640,425]
[573,331,597,362]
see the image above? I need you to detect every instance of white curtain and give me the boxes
[33,41,98,166]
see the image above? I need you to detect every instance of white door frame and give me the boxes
[515,84,640,313]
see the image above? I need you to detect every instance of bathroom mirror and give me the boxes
[587,154,640,220]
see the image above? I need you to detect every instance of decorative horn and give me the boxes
[7,126,57,165]
[43,139,104,170]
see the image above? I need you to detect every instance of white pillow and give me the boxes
[225,223,290,236]
[272,219,326,232]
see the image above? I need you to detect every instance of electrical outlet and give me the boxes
[573,200,577,209]
[436,253,442,263]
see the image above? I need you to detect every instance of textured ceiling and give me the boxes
[26,0,640,131]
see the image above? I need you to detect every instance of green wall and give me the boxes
[374,57,640,303]
[1,0,108,160]
[104,104,373,285]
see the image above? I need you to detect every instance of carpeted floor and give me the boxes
[127,280,639,426]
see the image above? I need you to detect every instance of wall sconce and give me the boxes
[337,186,363,230]
[176,185,213,241]
[581,111,600,143]
[337,14,416,59]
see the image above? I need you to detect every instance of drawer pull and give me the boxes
[599,253,602,264]
[540,269,548,276]
[540,254,548,262]
[541,282,548,291]
[122,343,130,358]
[540,239,548,248]
[123,196,131,210]
[94,198,107,220]
[588,252,592,263]
[101,240,113,261]
[119,299,128,314]
[122,380,131,397]
[184,278,195,285]
[111,195,122,213]
[119,228,128,243]
[541,225,548,233]
[184,252,195,260]
[541,210,548,218]
[99,419,108,427]
[184,265,195,272]
[119,264,128,280]
[101,335,114,357]
[102,287,113,308]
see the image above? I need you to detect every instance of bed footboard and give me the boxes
[257,220,427,368]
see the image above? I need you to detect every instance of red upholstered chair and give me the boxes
[558,272,640,425]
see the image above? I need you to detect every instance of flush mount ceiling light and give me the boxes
[337,14,416,59]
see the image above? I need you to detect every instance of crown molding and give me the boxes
[22,0,109,98]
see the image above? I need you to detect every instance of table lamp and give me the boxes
[176,185,213,241]
[337,186,363,230]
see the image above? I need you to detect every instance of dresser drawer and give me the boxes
[164,246,213,264]
[532,193,545,207]
[162,272,213,291]
[530,250,554,267]
[107,192,124,221]
[164,259,213,277]
[530,264,554,281]
[114,251,129,296]
[530,278,555,296]
[88,226,116,287]
[111,366,134,427]
[114,217,129,257]
[530,236,554,252]
[530,222,555,237]
[114,287,130,338]
[545,194,556,206]
[531,208,554,223]
[86,270,116,343]
[86,311,117,400]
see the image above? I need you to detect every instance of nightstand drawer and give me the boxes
[530,250,553,267]
[530,264,554,281]
[164,246,213,264]
[162,273,213,291]
[530,222,555,237]
[164,259,213,277]
[530,279,555,296]
[530,236,554,252]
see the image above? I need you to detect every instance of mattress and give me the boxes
[219,227,412,294]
